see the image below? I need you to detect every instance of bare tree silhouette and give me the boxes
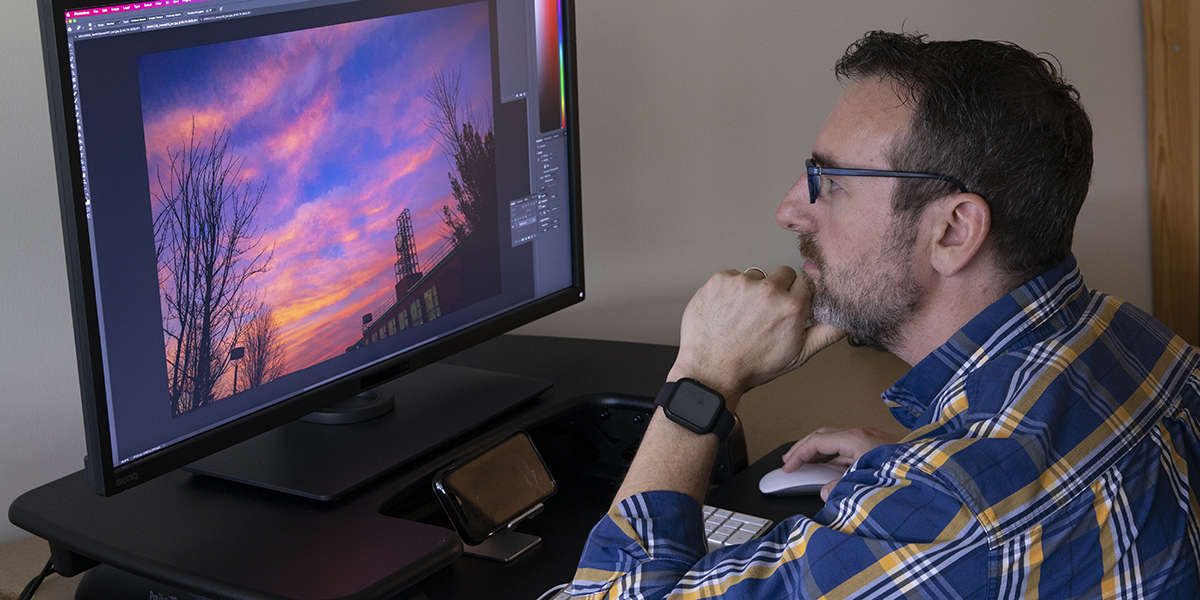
[235,304,288,392]
[424,69,496,247]
[153,121,273,415]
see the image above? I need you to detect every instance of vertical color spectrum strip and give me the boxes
[535,0,563,133]
[557,0,565,130]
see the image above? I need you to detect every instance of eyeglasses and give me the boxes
[805,158,970,204]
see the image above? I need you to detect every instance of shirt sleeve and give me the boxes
[570,466,992,599]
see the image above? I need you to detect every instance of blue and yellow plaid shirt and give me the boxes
[573,256,1200,599]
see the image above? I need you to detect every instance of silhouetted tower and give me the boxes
[394,209,423,297]
[395,209,418,281]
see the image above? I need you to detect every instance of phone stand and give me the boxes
[461,504,544,562]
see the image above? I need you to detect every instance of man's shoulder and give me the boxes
[898,288,1200,546]
[963,288,1197,408]
[952,288,1199,469]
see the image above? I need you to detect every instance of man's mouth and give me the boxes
[797,234,823,278]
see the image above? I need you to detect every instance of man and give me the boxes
[570,31,1200,599]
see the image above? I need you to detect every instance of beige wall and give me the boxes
[0,0,1150,544]
[516,0,1152,345]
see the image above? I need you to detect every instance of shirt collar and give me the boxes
[882,254,1084,430]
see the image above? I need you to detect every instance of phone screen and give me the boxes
[435,432,556,543]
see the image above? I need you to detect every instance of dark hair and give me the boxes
[835,31,1093,284]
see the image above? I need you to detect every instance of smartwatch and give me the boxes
[653,378,735,442]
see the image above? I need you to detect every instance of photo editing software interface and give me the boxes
[60,0,577,469]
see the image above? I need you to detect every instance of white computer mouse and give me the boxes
[758,463,847,496]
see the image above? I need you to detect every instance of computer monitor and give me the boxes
[36,0,582,497]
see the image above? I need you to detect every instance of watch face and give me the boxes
[669,382,722,429]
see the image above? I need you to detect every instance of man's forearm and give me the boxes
[611,407,722,509]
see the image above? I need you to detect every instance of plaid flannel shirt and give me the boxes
[572,255,1200,599]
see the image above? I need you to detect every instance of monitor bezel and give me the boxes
[35,0,584,496]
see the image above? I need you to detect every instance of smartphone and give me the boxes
[432,431,557,545]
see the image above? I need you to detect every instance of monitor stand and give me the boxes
[184,363,552,501]
[297,389,396,425]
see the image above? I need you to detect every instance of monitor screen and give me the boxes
[38,0,582,496]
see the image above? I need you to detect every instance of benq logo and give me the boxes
[116,472,139,486]
[149,591,178,600]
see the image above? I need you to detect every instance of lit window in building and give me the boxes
[388,318,397,335]
[400,310,409,330]
[424,286,441,320]
[410,299,424,326]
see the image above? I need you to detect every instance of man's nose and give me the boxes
[777,176,817,233]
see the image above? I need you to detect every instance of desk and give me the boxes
[7,335,824,599]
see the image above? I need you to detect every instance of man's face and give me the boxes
[775,79,924,352]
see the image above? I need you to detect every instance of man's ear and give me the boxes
[928,194,990,277]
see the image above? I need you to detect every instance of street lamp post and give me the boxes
[229,346,245,394]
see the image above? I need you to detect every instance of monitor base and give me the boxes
[184,363,552,501]
[297,390,395,425]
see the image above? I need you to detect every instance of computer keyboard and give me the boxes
[538,506,773,599]
[703,505,773,552]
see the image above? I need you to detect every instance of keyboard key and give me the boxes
[730,514,770,527]
[701,504,773,552]
[726,529,756,546]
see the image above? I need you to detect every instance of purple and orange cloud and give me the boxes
[140,2,492,374]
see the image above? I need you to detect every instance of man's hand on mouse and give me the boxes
[666,265,845,409]
[781,426,902,500]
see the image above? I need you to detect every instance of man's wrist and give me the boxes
[665,366,742,412]
[654,379,737,442]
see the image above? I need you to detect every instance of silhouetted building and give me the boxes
[350,207,496,351]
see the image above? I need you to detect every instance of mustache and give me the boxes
[797,233,823,270]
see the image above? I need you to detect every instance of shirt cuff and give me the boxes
[571,491,707,597]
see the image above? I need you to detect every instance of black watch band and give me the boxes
[653,378,736,442]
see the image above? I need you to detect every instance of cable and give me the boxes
[18,557,56,600]
[536,582,570,600]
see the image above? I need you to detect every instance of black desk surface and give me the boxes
[9,335,826,599]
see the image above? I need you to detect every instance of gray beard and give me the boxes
[799,229,921,353]
[806,270,918,352]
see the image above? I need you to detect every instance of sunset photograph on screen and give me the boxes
[138,2,498,416]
